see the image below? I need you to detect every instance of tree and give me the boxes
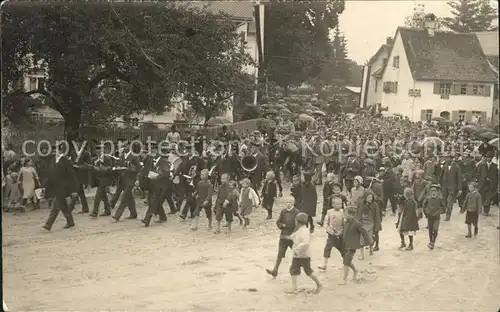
[1,2,253,140]
[442,0,498,32]
[404,5,443,30]
[263,0,345,96]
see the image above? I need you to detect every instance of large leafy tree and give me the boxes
[1,2,253,140]
[263,0,345,96]
[442,0,498,32]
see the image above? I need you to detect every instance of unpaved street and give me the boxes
[3,187,499,311]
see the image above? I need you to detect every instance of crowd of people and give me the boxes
[2,112,499,293]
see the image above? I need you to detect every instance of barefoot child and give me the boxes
[261,171,278,219]
[422,184,446,250]
[396,188,419,251]
[190,169,213,231]
[340,206,371,285]
[283,212,322,294]
[214,173,233,234]
[266,204,299,277]
[229,180,243,225]
[460,182,481,238]
[318,194,345,271]
[239,178,259,228]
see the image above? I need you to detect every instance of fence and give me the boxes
[3,118,264,154]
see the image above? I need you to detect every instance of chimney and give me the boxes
[423,13,437,37]
[386,37,393,45]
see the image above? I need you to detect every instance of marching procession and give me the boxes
[2,111,499,291]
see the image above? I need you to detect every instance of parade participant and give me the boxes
[109,139,130,210]
[90,152,113,218]
[396,188,419,251]
[282,212,322,294]
[460,182,481,237]
[318,193,344,271]
[422,184,446,250]
[238,178,259,228]
[214,173,234,234]
[261,170,278,220]
[299,172,317,233]
[138,144,156,204]
[166,124,180,144]
[400,153,415,181]
[227,180,243,226]
[179,145,205,220]
[5,171,22,211]
[249,141,268,191]
[317,173,335,226]
[190,169,213,231]
[18,158,41,210]
[439,153,462,221]
[340,206,371,285]
[422,154,437,180]
[356,191,381,259]
[266,203,300,278]
[380,157,398,215]
[290,174,302,209]
[141,156,170,227]
[312,135,325,185]
[340,152,361,193]
[362,158,377,180]
[411,170,427,218]
[458,149,476,208]
[477,151,498,216]
[42,143,79,231]
[112,142,142,221]
[350,176,365,208]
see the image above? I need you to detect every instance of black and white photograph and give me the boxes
[1,0,499,310]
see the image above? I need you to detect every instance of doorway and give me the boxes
[440,111,450,120]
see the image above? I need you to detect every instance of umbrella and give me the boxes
[260,104,273,109]
[259,119,276,129]
[312,110,326,117]
[280,108,292,115]
[304,109,313,115]
[461,125,478,133]
[476,131,498,140]
[418,129,438,137]
[432,116,444,121]
[297,113,314,122]
[474,127,493,134]
[273,104,286,110]
[263,109,278,115]
[488,137,499,145]
[421,136,444,146]
[206,116,231,126]
[439,119,454,126]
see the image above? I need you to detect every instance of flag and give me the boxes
[254,3,265,65]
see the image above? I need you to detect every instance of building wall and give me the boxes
[366,52,388,107]
[380,31,416,119]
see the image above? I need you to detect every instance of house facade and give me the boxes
[363,37,392,110]
[375,23,497,122]
[117,2,259,128]
[475,31,499,125]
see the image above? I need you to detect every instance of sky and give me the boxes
[339,1,452,64]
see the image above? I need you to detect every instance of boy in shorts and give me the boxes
[282,212,322,294]
[214,173,233,234]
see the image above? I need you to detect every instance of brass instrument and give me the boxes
[182,164,198,187]
[240,154,258,172]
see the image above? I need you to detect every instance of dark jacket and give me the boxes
[422,195,446,217]
[276,207,299,237]
[45,155,79,199]
[478,161,498,192]
[439,161,462,193]
[397,198,420,232]
[291,183,302,208]
[299,182,317,217]
[342,217,371,250]
[261,179,278,199]
[93,155,114,186]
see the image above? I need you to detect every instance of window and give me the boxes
[392,56,399,68]
[439,83,451,95]
[38,78,45,91]
[458,110,466,121]
[472,84,478,95]
[28,77,37,91]
[421,109,433,121]
[383,81,398,93]
[460,84,467,95]
[131,118,139,127]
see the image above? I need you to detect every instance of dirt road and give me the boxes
[3,188,499,311]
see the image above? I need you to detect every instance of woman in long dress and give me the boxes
[19,158,41,210]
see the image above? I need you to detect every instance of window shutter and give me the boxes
[451,111,459,121]
[466,84,473,95]
[420,109,426,121]
[484,85,491,97]
[433,82,440,94]
[465,111,473,122]
[394,82,398,93]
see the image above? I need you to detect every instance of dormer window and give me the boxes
[393,56,399,68]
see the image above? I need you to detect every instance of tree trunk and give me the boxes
[204,106,214,123]
[63,109,82,143]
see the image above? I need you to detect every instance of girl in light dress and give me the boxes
[18,158,41,210]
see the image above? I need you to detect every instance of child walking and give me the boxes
[6,172,22,212]
[299,172,317,233]
[318,194,344,270]
[214,173,234,234]
[282,212,322,294]
[266,204,299,278]
[239,178,259,228]
[290,175,302,208]
[356,191,381,258]
[460,182,482,238]
[261,171,278,219]
[190,169,213,231]
[340,207,371,285]
[396,188,419,251]
[422,184,446,250]
[229,180,243,225]
[18,158,41,210]
[317,173,335,226]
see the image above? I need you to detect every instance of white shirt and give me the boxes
[290,226,311,258]
[239,187,259,206]
[166,132,180,143]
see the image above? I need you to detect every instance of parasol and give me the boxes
[432,116,444,121]
[206,116,231,126]
[476,131,498,140]
[439,119,454,126]
[488,137,499,145]
[421,136,444,146]
[461,125,478,133]
[263,109,278,115]
[280,108,292,115]
[260,104,273,109]
[312,110,326,117]
[259,119,277,129]
[297,113,315,122]
[304,109,313,115]
[273,104,286,110]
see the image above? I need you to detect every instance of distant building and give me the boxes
[475,31,499,125]
[363,19,497,122]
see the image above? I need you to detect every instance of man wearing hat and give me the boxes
[43,142,80,231]
[179,144,206,220]
[249,141,268,191]
[379,160,398,215]
[458,149,475,208]
[69,137,92,214]
[90,150,114,218]
[340,152,361,193]
[477,150,498,216]
[141,156,170,226]
[439,153,462,221]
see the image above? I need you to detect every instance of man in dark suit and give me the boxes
[141,156,170,226]
[249,142,268,191]
[478,151,498,215]
[69,138,92,214]
[43,144,80,231]
[112,143,142,221]
[439,153,463,221]
[90,152,114,217]
[340,152,362,193]
[179,146,205,220]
